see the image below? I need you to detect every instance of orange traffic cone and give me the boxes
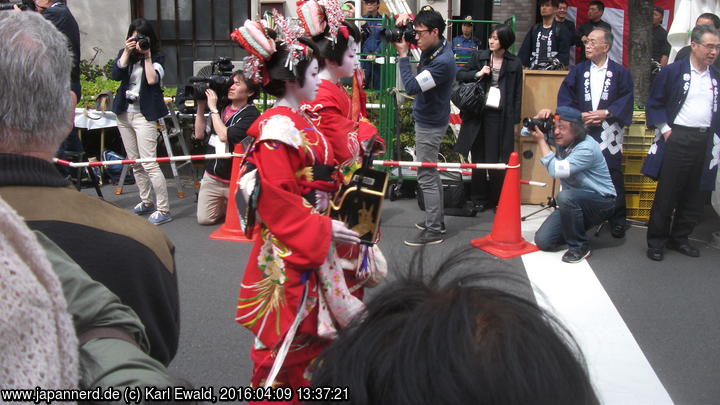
[471,152,538,259]
[209,143,255,243]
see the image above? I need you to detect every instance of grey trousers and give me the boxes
[415,123,447,232]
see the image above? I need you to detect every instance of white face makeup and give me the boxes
[339,37,358,78]
[297,58,320,102]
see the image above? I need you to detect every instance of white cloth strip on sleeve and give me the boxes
[554,159,571,178]
[416,70,436,92]
[153,63,165,80]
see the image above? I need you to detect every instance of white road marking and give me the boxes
[521,250,674,405]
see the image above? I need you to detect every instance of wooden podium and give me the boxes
[516,70,568,204]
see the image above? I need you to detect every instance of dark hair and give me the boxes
[589,0,604,11]
[126,18,161,65]
[491,24,515,50]
[263,36,319,98]
[232,71,260,103]
[413,7,446,36]
[653,6,664,15]
[310,247,600,405]
[313,21,361,69]
[691,23,720,44]
[558,0,568,6]
[539,0,560,7]
[697,13,720,29]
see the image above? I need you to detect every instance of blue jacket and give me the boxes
[111,49,169,122]
[541,136,616,197]
[398,39,456,128]
[452,35,480,60]
[361,14,383,54]
[518,20,572,68]
[558,58,634,169]
[642,58,720,191]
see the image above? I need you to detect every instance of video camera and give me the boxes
[532,57,565,71]
[179,57,235,113]
[380,20,417,44]
[520,115,555,145]
[0,0,36,11]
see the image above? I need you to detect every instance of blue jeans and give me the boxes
[534,189,615,251]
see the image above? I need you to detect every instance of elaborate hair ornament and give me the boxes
[272,9,313,74]
[318,0,345,43]
[296,0,327,37]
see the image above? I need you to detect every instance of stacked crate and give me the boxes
[622,111,658,221]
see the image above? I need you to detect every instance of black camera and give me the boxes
[380,21,416,44]
[0,0,36,11]
[520,116,555,145]
[179,57,235,113]
[132,34,151,51]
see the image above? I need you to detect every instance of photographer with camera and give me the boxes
[111,18,172,225]
[192,71,260,225]
[530,106,616,263]
[394,6,456,246]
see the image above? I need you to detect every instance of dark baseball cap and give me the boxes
[462,15,473,25]
[556,106,583,124]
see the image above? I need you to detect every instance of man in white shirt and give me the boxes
[558,28,634,239]
[644,24,720,261]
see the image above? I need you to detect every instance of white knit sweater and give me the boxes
[0,196,78,389]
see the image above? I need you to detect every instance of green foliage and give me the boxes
[80,59,104,82]
[79,75,120,109]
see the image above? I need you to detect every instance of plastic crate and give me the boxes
[624,124,655,152]
[625,190,655,221]
[625,174,658,191]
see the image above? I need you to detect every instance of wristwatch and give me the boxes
[209,109,219,115]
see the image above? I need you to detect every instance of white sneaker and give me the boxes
[148,211,172,225]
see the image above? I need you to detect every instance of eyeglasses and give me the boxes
[583,39,606,47]
[695,42,720,52]
[414,29,432,37]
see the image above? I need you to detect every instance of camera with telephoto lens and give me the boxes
[0,0,36,11]
[132,34,151,51]
[380,20,416,44]
[178,57,235,113]
[520,116,555,145]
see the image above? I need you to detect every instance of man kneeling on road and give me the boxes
[532,106,616,263]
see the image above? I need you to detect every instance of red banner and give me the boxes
[566,0,675,66]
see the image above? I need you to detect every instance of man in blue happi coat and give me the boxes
[642,24,720,261]
[557,27,633,238]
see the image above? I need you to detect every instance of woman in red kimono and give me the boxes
[230,17,364,401]
[299,3,387,299]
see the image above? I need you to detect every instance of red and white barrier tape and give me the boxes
[406,166,546,187]
[53,153,241,168]
[52,155,545,187]
[373,160,509,170]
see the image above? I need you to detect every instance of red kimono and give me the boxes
[303,79,385,298]
[236,107,337,399]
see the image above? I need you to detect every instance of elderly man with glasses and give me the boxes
[642,24,720,261]
[557,27,634,239]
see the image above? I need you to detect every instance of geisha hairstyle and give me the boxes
[263,35,320,98]
[312,21,361,69]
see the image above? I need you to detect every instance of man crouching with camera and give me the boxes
[531,106,616,263]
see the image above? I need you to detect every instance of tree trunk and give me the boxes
[628,0,654,108]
